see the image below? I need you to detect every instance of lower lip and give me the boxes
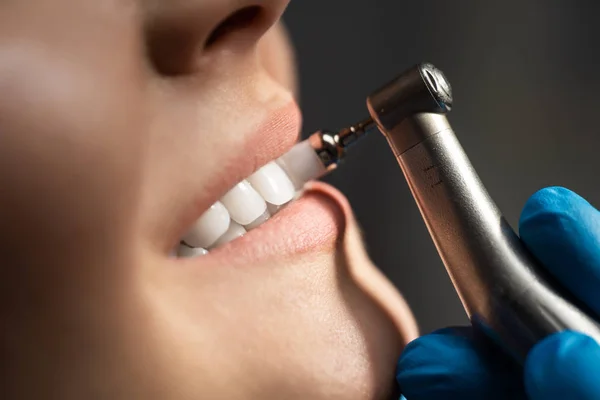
[191,182,348,266]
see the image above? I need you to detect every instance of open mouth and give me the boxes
[175,140,323,258]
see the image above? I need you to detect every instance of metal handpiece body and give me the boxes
[367,63,600,360]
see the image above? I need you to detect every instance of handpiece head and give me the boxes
[367,63,453,131]
[367,63,454,156]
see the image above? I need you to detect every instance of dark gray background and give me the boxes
[284,1,600,333]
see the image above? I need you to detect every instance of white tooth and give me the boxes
[247,162,295,206]
[183,201,231,249]
[211,221,246,248]
[277,140,327,190]
[220,180,267,226]
[178,246,209,258]
[244,210,270,231]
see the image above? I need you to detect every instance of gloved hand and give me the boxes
[396,187,600,400]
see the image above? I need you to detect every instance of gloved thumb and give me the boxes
[525,331,600,400]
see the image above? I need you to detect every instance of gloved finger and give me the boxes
[519,187,600,315]
[525,331,600,400]
[397,327,527,400]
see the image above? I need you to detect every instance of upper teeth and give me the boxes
[247,162,296,206]
[179,161,297,257]
[182,201,231,249]
[220,180,269,226]
[177,135,331,259]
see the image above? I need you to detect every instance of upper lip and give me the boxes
[235,100,302,181]
[174,100,302,245]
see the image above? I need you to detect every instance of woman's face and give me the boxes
[0,1,417,399]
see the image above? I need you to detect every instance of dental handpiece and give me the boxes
[288,63,600,362]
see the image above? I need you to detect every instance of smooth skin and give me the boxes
[397,187,600,400]
[0,1,420,399]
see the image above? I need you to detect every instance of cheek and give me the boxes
[0,44,147,255]
[258,22,298,96]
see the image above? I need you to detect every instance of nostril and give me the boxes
[145,5,265,77]
[205,6,264,49]
[146,23,199,77]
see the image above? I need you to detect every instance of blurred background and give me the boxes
[284,0,600,333]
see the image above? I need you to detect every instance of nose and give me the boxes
[145,0,290,76]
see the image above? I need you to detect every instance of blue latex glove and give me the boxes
[397,187,600,400]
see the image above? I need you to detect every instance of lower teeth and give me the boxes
[210,221,247,249]
[244,210,271,231]
[177,246,209,258]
